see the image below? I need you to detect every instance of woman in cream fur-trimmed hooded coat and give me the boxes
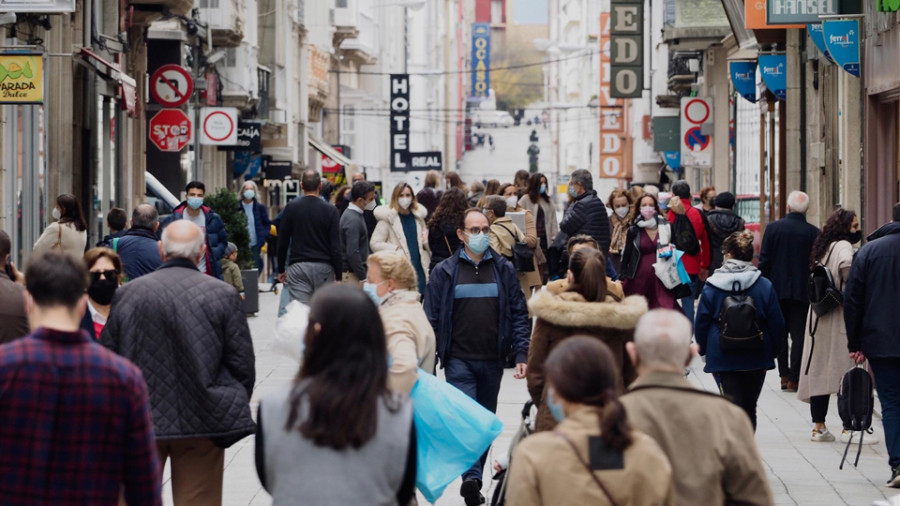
[370,187,432,290]
[527,289,648,431]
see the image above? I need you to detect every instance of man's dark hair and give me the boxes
[714,192,736,210]
[566,234,599,255]
[185,181,206,194]
[0,230,10,259]
[132,204,159,230]
[107,207,127,232]
[351,181,375,202]
[893,202,900,222]
[25,251,88,308]
[671,180,691,200]
[301,170,322,192]
[486,195,507,218]
[570,169,593,191]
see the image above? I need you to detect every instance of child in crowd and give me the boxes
[222,242,244,298]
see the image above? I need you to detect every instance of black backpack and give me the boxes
[717,281,764,352]
[672,213,701,255]
[808,246,843,317]
[837,366,874,469]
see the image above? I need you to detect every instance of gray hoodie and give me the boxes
[706,259,761,292]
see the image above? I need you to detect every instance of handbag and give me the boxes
[554,431,621,506]
[497,223,535,273]
[52,223,63,251]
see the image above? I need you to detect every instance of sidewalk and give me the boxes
[161,290,897,506]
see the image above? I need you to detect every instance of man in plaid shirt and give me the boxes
[0,251,160,505]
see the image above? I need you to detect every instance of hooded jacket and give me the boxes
[706,209,745,273]
[695,259,785,373]
[527,290,648,431]
[159,203,229,280]
[370,204,431,282]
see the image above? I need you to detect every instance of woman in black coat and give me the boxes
[426,188,467,273]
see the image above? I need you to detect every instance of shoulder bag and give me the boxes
[52,223,63,251]
[497,223,535,272]
[554,431,621,506]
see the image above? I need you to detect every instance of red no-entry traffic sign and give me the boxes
[149,109,192,152]
[150,64,194,108]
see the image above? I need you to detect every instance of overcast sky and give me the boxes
[514,0,548,24]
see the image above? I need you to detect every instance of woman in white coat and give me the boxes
[32,194,88,258]
[370,182,431,296]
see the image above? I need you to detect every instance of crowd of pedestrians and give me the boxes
[4,167,900,505]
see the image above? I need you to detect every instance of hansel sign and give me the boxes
[409,151,442,170]
[470,23,491,99]
[390,74,411,170]
[759,54,787,100]
[823,20,860,77]
[610,0,644,98]
[149,109,192,152]
[200,107,238,146]
[808,24,835,62]
[218,121,262,152]
[0,53,43,104]
[767,0,837,25]
[730,61,758,103]
[681,97,713,168]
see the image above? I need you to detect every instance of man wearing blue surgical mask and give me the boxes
[424,208,531,506]
[159,181,229,279]
[240,180,271,272]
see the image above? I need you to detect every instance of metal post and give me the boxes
[3,102,19,263]
[194,36,202,182]
[336,53,342,145]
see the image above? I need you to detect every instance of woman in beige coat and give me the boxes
[499,183,542,293]
[366,251,436,393]
[517,173,558,283]
[370,183,431,295]
[799,209,868,443]
[507,337,675,506]
[33,194,88,258]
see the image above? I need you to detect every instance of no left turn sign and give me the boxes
[200,107,239,146]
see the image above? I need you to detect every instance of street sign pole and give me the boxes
[193,37,202,182]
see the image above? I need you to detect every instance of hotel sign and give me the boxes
[767,0,838,24]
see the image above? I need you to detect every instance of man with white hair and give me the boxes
[240,179,271,272]
[758,190,820,392]
[620,309,773,506]
[101,220,256,506]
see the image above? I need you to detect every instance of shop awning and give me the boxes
[79,48,138,116]
[308,134,353,167]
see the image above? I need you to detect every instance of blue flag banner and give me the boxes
[823,19,860,77]
[730,61,757,103]
[470,23,491,99]
[664,151,681,172]
[807,24,835,63]
[759,54,787,101]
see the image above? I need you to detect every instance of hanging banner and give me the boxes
[759,54,787,101]
[390,74,410,170]
[664,151,681,172]
[808,24,835,63]
[0,53,43,104]
[729,61,757,103]
[470,23,491,99]
[823,20,861,77]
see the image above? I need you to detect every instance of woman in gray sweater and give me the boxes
[255,284,416,505]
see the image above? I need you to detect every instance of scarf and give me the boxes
[610,215,629,254]
[636,218,658,230]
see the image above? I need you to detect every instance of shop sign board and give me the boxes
[759,54,788,100]
[767,0,838,25]
[680,97,713,168]
[808,24,835,62]
[0,53,43,104]
[470,23,491,99]
[823,19,860,77]
[599,12,630,179]
[390,74,411,170]
[610,0,644,98]
[730,61,758,103]
[218,121,262,152]
[409,151,442,170]
[746,0,804,29]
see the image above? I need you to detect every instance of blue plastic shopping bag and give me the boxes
[674,248,691,285]
[411,370,504,504]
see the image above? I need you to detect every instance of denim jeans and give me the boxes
[444,358,504,483]
[869,358,900,468]
[680,274,701,324]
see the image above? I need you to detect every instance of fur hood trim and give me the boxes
[528,290,648,330]
[373,204,426,222]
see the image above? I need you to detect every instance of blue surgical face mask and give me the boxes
[243,190,255,200]
[187,196,203,210]
[568,185,578,198]
[540,183,547,194]
[547,388,566,422]
[363,281,386,306]
[467,232,491,255]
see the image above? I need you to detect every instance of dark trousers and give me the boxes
[870,358,900,468]
[251,244,263,272]
[777,299,808,383]
[679,274,701,324]
[445,358,504,483]
[716,370,767,431]
[811,395,830,424]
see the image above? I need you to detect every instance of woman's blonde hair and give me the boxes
[368,250,418,291]
[390,183,418,213]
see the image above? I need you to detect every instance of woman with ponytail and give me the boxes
[508,337,675,506]
[527,248,649,431]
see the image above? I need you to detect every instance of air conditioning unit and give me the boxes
[269,108,287,124]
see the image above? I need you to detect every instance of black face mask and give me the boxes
[88,278,118,305]
[848,231,863,244]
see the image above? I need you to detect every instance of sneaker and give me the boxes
[460,479,485,506]
[811,428,835,442]
[888,466,900,488]
[842,430,880,445]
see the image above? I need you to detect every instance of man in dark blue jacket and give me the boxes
[239,180,271,272]
[116,204,163,281]
[558,169,611,253]
[845,203,900,487]
[424,208,530,506]
[758,191,819,391]
[159,181,229,280]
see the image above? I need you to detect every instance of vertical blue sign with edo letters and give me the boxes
[823,20,861,77]
[471,23,491,99]
[759,54,787,101]
[729,61,757,103]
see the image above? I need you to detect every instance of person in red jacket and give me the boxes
[667,180,711,324]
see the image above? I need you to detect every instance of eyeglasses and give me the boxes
[465,227,491,235]
[90,270,119,282]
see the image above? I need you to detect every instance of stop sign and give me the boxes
[149,109,192,152]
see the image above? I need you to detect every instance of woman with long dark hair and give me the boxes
[508,337,675,505]
[33,193,88,258]
[619,193,679,310]
[519,173,558,282]
[255,284,416,505]
[427,188,468,273]
[527,248,647,430]
[798,209,867,443]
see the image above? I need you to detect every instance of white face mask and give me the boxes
[52,207,61,221]
[615,206,629,218]
[506,196,518,209]
[365,198,377,211]
[398,197,413,210]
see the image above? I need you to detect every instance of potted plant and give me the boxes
[206,188,260,314]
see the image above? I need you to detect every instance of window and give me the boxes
[341,105,355,150]
[336,0,348,7]
[491,0,503,24]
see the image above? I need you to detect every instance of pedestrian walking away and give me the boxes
[101,220,256,506]
[0,251,161,506]
[0,230,28,344]
[159,181,230,280]
[844,202,900,486]
[424,208,531,506]
[114,204,164,281]
[506,337,676,506]
[276,170,343,304]
[705,192,745,275]
[545,235,624,300]
[758,191,819,392]
[426,188,467,273]
[667,180,711,323]
[96,207,128,247]
[416,169,443,219]
[622,309,775,506]
[32,193,88,258]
